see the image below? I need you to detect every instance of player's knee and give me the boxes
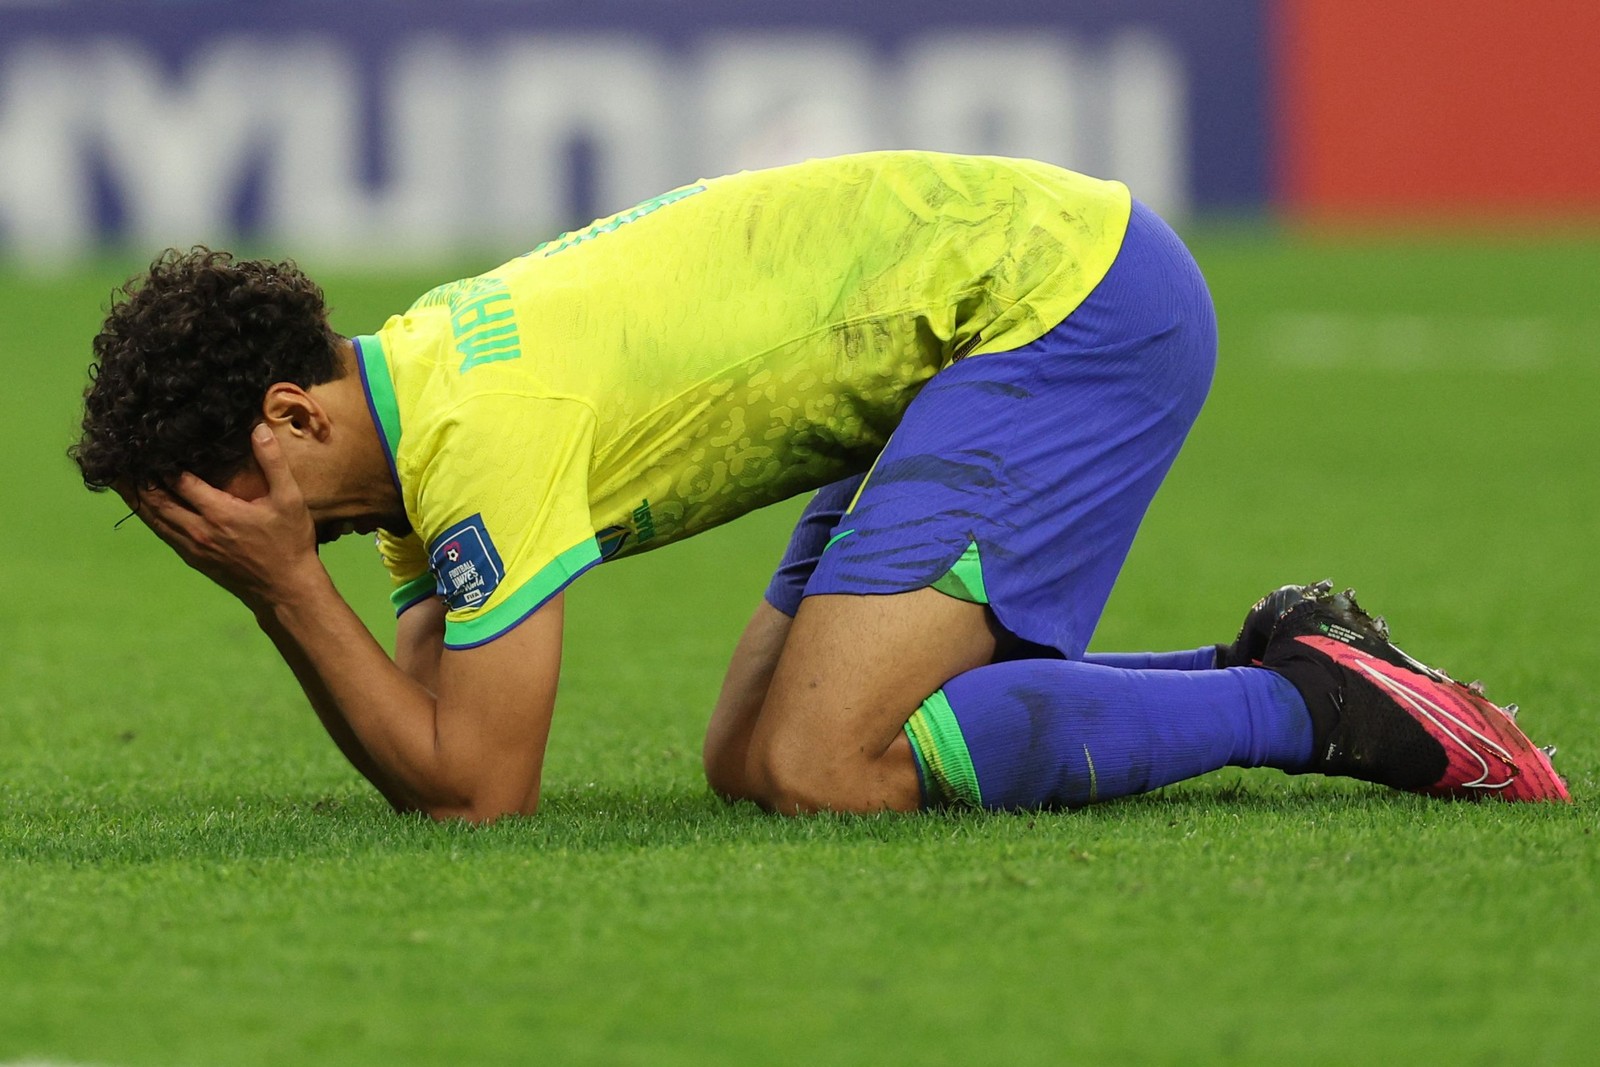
[748,734,852,815]
[750,755,819,816]
[702,737,755,803]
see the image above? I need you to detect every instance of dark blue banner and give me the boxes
[0,0,1270,261]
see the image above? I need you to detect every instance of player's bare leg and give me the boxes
[703,601,792,801]
[703,474,864,801]
[706,597,1034,802]
[702,585,1290,803]
[744,588,1001,814]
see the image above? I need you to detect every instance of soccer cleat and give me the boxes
[1218,579,1332,668]
[1260,585,1571,802]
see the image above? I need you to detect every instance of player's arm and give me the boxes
[255,608,419,813]
[379,528,448,695]
[258,578,563,823]
[260,571,444,812]
[395,597,447,695]
[134,431,561,823]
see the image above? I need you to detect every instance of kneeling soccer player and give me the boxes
[71,151,1570,820]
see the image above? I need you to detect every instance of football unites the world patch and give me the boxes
[429,514,506,611]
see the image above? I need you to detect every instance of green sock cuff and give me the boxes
[903,690,983,808]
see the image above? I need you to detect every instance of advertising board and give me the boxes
[0,0,1270,260]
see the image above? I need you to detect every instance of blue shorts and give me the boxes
[763,200,1217,659]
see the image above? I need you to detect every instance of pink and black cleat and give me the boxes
[1260,584,1571,802]
[1219,579,1330,667]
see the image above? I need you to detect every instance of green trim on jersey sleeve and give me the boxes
[442,537,603,649]
[930,541,989,604]
[390,573,437,616]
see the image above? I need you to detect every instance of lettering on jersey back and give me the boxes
[528,185,706,259]
[450,277,523,372]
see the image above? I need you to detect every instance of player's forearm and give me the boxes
[123,437,530,819]
[255,608,418,813]
[255,568,488,816]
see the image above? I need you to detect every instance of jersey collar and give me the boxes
[353,334,404,498]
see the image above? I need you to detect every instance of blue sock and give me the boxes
[903,659,1313,809]
[1083,646,1220,671]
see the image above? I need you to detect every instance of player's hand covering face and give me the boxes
[126,424,324,612]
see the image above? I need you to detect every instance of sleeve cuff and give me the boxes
[442,537,602,649]
[390,573,438,617]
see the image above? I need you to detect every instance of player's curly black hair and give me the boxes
[71,247,344,492]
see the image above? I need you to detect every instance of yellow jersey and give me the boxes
[358,151,1132,647]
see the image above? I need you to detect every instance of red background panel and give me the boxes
[1278,0,1600,218]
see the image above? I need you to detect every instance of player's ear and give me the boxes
[260,383,331,443]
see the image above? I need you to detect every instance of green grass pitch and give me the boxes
[2,233,1598,1065]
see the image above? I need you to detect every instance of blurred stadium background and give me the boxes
[3,2,1599,1065]
[2,0,1594,265]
